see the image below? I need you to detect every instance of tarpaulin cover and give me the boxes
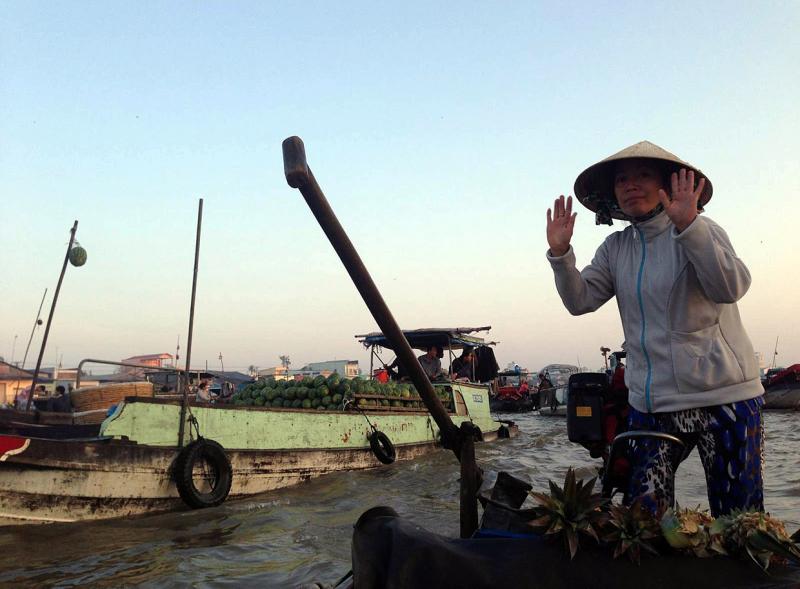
[351,507,800,589]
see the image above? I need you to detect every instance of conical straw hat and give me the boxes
[573,141,713,221]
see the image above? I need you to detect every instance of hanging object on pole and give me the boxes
[68,241,88,267]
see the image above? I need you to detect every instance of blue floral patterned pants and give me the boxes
[624,396,764,517]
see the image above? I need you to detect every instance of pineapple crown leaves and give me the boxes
[660,504,716,557]
[602,499,661,565]
[528,468,609,560]
[710,509,800,572]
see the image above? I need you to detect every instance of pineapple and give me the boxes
[709,509,800,571]
[602,498,661,565]
[528,468,608,559]
[660,505,715,558]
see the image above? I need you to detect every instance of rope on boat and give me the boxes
[344,398,378,433]
[344,398,396,464]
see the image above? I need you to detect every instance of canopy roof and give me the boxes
[355,326,496,352]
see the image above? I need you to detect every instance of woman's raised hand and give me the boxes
[546,195,577,257]
[658,168,705,233]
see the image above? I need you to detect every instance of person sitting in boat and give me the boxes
[14,385,31,411]
[195,380,215,403]
[518,379,530,398]
[450,347,476,381]
[536,372,554,410]
[47,385,72,413]
[417,345,445,380]
[383,357,409,381]
[545,141,764,517]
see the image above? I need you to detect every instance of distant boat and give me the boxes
[490,370,535,413]
[762,364,800,410]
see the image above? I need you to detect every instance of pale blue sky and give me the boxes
[2,1,798,374]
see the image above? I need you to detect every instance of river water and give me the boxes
[0,411,797,588]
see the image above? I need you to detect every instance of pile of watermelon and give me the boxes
[230,374,454,412]
[231,373,346,410]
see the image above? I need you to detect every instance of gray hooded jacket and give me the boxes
[547,212,763,413]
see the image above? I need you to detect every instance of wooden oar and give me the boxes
[282,136,481,537]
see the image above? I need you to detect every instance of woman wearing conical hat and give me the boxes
[546,141,764,517]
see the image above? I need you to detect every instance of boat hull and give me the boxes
[489,398,535,413]
[763,383,800,410]
[0,435,448,525]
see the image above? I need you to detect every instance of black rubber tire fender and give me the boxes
[369,430,396,465]
[174,438,233,509]
[497,425,510,439]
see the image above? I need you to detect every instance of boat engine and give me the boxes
[566,370,632,497]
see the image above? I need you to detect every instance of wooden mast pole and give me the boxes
[25,222,78,411]
[177,199,203,447]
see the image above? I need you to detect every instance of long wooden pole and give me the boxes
[25,222,77,411]
[178,199,203,447]
[21,288,47,369]
[10,288,47,404]
[282,136,461,454]
[282,137,482,536]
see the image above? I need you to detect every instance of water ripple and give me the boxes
[0,412,797,587]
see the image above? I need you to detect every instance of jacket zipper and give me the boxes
[635,226,654,412]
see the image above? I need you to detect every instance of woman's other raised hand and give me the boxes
[658,168,706,233]
[546,195,577,257]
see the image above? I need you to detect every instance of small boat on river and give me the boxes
[489,370,536,413]
[762,364,800,410]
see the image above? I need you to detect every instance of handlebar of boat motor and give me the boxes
[281,136,463,458]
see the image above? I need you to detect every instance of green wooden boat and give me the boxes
[0,329,515,525]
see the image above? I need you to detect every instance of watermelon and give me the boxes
[326,373,341,388]
[313,375,326,387]
[292,399,302,408]
[68,245,87,267]
[302,399,312,409]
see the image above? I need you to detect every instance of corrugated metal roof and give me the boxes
[355,326,495,351]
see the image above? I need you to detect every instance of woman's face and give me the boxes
[613,159,664,218]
